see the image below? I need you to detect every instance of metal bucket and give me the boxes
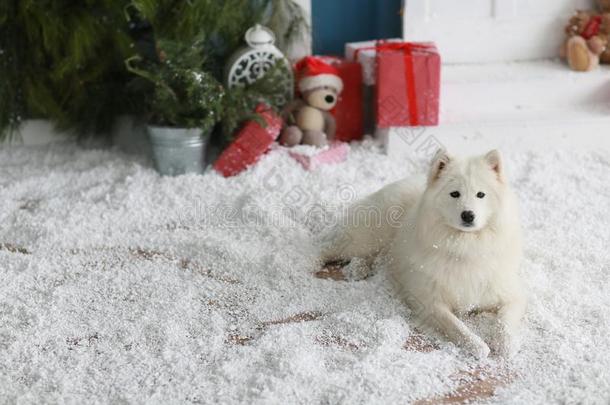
[147,126,209,176]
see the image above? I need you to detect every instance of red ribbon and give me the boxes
[355,41,433,126]
[582,15,602,40]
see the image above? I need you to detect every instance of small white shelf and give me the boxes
[387,60,610,158]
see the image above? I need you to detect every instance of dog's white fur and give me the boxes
[322,150,526,358]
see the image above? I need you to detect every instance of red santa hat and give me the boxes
[295,56,343,94]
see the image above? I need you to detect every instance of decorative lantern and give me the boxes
[225,24,293,105]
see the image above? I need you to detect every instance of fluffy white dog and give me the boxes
[322,150,526,358]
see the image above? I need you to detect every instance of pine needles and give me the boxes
[0,0,308,142]
[0,0,135,140]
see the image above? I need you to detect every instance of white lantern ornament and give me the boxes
[225,24,293,105]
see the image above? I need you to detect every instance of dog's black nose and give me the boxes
[461,210,475,224]
[325,95,335,104]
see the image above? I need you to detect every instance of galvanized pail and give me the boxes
[147,126,209,176]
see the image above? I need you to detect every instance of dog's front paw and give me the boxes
[490,332,521,358]
[463,335,490,359]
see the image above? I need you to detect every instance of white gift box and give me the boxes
[344,38,402,85]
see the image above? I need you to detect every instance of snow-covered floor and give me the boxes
[0,141,608,404]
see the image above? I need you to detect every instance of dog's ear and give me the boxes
[484,149,504,181]
[428,149,451,185]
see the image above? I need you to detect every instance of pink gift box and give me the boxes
[288,142,349,171]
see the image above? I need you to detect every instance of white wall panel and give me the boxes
[403,0,595,63]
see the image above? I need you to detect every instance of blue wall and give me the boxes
[312,0,403,55]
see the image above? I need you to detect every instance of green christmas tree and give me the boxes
[0,0,135,140]
[0,0,308,141]
[125,34,226,132]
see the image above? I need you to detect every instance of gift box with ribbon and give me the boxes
[214,104,282,177]
[346,39,440,129]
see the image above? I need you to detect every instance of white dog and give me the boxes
[321,150,526,358]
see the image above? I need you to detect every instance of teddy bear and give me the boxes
[597,4,610,63]
[279,56,343,147]
[561,0,610,71]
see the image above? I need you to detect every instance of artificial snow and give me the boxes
[0,140,608,404]
[286,143,329,156]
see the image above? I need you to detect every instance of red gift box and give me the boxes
[354,41,440,128]
[214,104,282,177]
[319,57,364,142]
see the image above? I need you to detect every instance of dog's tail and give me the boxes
[319,178,421,264]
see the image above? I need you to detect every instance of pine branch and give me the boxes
[0,0,307,141]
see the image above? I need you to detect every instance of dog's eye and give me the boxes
[476,192,485,199]
[450,191,460,198]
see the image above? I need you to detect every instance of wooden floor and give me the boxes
[1,241,513,404]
